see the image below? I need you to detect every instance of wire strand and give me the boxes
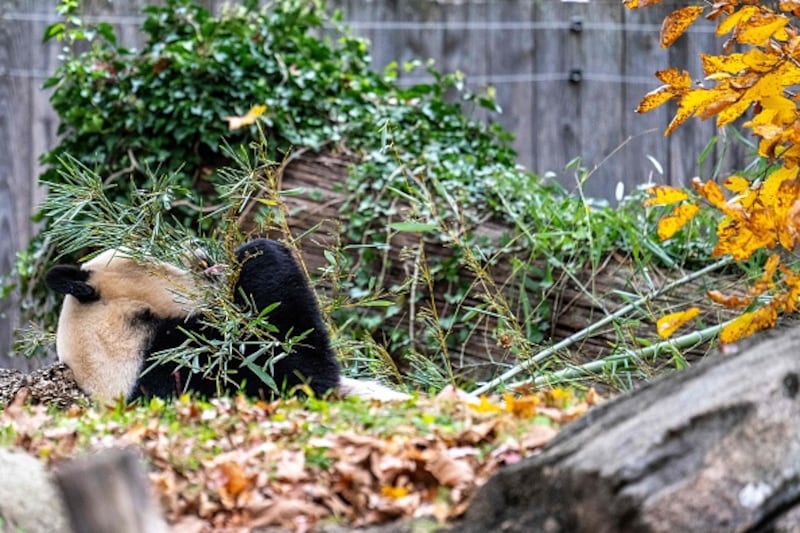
[0,12,718,35]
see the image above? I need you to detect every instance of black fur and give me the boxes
[50,238,341,401]
[232,239,340,394]
[135,239,340,400]
[45,265,99,303]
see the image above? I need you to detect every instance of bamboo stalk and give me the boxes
[469,256,733,396]
[520,320,734,389]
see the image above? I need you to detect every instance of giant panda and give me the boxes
[45,238,342,403]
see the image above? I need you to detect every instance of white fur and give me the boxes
[337,377,411,401]
[56,249,199,403]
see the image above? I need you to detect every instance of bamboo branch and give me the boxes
[516,319,734,389]
[469,256,733,396]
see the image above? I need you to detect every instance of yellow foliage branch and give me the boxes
[628,1,800,343]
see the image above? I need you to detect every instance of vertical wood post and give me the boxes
[55,448,167,533]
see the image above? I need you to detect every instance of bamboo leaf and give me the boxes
[389,222,438,233]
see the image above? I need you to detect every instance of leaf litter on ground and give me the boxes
[0,385,603,531]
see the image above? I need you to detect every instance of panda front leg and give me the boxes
[231,239,341,398]
[229,239,410,402]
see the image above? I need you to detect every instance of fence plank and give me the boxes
[488,0,534,170]
[0,64,18,368]
[532,2,582,188]
[621,5,671,192]
[576,3,628,201]
[0,0,44,370]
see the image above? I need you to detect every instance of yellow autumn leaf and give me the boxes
[661,6,705,48]
[695,90,741,121]
[656,307,700,338]
[624,0,665,8]
[754,128,786,160]
[744,71,790,108]
[707,290,755,309]
[643,185,689,206]
[701,53,747,76]
[723,175,750,193]
[381,485,410,499]
[751,94,797,124]
[777,61,800,86]
[469,395,502,414]
[713,217,774,260]
[762,253,781,282]
[692,178,728,209]
[774,179,800,246]
[665,87,730,135]
[784,198,800,250]
[636,86,677,114]
[735,12,789,45]
[657,202,700,240]
[504,393,538,418]
[780,265,800,313]
[713,195,780,258]
[741,48,781,72]
[719,305,778,343]
[683,87,735,119]
[705,72,732,82]
[718,64,800,128]
[760,165,799,207]
[716,97,754,127]
[545,387,574,408]
[716,5,760,36]
[223,104,267,130]
[780,0,800,13]
[665,102,695,136]
[655,67,693,89]
[785,285,800,314]
[782,145,800,170]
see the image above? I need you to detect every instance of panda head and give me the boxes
[45,249,200,403]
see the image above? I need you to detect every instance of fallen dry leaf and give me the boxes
[425,451,475,488]
[520,424,559,450]
[217,461,250,499]
[456,420,498,445]
[249,498,328,530]
[0,385,602,531]
[275,450,307,483]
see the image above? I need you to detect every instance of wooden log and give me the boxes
[272,151,736,381]
[454,326,800,532]
[54,447,167,533]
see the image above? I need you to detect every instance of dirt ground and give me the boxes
[0,363,88,408]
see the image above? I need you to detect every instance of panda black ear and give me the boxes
[45,265,99,303]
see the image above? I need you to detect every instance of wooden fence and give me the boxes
[0,0,748,367]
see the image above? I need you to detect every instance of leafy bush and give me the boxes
[44,0,368,212]
[626,1,800,344]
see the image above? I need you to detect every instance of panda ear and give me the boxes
[45,265,99,303]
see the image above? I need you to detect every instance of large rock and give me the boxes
[0,448,69,533]
[454,327,800,532]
